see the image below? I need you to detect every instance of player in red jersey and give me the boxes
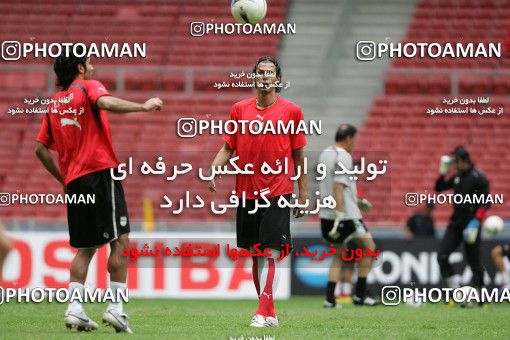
[35,47,162,333]
[208,56,308,327]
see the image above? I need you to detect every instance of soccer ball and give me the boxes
[457,286,477,308]
[231,0,267,25]
[405,290,424,308]
[483,215,504,236]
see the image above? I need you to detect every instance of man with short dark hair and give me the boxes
[209,56,307,327]
[319,124,378,307]
[35,47,162,333]
[435,146,490,297]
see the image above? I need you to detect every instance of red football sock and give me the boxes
[256,257,277,317]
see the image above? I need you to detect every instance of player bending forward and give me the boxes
[209,57,307,327]
[35,47,162,333]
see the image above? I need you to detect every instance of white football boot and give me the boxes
[102,309,133,334]
[64,310,99,332]
[250,314,267,327]
[265,316,279,327]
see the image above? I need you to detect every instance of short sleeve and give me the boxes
[85,80,111,107]
[290,106,307,150]
[223,104,238,149]
[334,150,353,186]
[36,114,54,148]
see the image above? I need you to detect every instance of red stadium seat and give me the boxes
[0,0,287,223]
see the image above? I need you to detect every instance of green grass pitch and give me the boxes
[1,297,509,339]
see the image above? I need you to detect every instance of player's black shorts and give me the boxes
[502,244,510,259]
[66,169,130,248]
[236,194,291,251]
[321,218,368,244]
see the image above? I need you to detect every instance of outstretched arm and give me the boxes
[97,96,162,114]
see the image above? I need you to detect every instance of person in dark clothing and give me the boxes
[406,203,436,239]
[435,146,490,294]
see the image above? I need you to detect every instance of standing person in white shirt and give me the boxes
[318,124,378,307]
